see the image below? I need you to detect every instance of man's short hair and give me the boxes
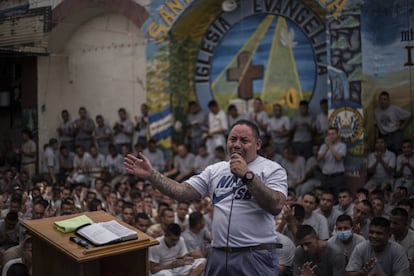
[303,192,319,205]
[189,211,204,229]
[228,119,260,139]
[165,223,182,236]
[336,214,353,226]
[296,225,316,241]
[49,138,58,146]
[291,203,305,221]
[390,207,409,223]
[135,212,150,221]
[370,217,390,231]
[160,207,174,218]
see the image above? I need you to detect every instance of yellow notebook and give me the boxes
[54,215,94,233]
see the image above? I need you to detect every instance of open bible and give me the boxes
[76,220,138,246]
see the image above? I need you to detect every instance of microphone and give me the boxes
[232,175,238,193]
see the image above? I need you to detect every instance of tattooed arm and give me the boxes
[124,153,200,201]
[246,175,286,216]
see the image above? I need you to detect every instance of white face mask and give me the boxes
[336,230,353,241]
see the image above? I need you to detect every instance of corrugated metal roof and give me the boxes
[0,7,51,55]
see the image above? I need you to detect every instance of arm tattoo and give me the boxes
[246,176,285,216]
[149,169,200,201]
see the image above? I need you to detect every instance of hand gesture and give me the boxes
[124,153,153,180]
[361,258,377,274]
[299,261,317,276]
[229,153,248,178]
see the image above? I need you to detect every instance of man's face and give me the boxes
[298,234,319,255]
[299,104,308,115]
[273,105,282,117]
[161,210,175,227]
[326,129,339,144]
[122,207,134,224]
[369,225,389,251]
[79,109,86,118]
[177,145,188,157]
[32,204,45,219]
[320,193,335,212]
[302,195,317,215]
[9,202,21,213]
[402,142,413,157]
[375,139,386,152]
[336,220,352,232]
[176,203,189,220]
[390,215,408,237]
[119,110,127,120]
[338,192,352,207]
[353,203,371,223]
[135,218,151,233]
[61,189,71,199]
[227,124,261,163]
[371,198,384,214]
[62,111,69,121]
[253,99,262,112]
[164,233,180,248]
[76,147,84,158]
[379,94,389,109]
[96,117,104,126]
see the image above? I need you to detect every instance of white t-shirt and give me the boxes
[149,236,188,265]
[374,105,411,134]
[186,156,287,247]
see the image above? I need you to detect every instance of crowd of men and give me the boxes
[0,90,413,275]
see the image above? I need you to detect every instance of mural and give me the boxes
[141,0,414,177]
[361,0,414,150]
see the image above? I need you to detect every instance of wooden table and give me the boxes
[22,211,158,276]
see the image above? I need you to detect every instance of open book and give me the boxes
[76,220,138,246]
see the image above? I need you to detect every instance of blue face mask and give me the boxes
[337,230,353,241]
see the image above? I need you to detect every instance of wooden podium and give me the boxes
[22,211,158,276]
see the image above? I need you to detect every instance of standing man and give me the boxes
[94,115,112,156]
[57,110,75,152]
[205,100,228,156]
[135,103,149,149]
[185,101,207,155]
[73,107,95,152]
[246,98,269,147]
[124,119,287,275]
[19,129,37,180]
[113,108,134,153]
[374,90,411,155]
[290,100,314,159]
[317,127,347,196]
[42,138,59,185]
[267,103,291,155]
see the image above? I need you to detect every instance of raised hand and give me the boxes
[124,153,153,179]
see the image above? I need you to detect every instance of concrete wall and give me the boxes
[38,13,146,149]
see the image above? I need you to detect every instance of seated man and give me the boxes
[389,207,414,262]
[345,217,409,275]
[327,215,365,265]
[302,192,330,240]
[182,211,211,258]
[164,144,195,182]
[294,225,345,276]
[149,223,205,276]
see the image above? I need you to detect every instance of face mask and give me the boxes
[337,230,353,241]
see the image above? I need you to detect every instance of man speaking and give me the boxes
[124,119,287,275]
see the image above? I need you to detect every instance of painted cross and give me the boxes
[226,51,264,100]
